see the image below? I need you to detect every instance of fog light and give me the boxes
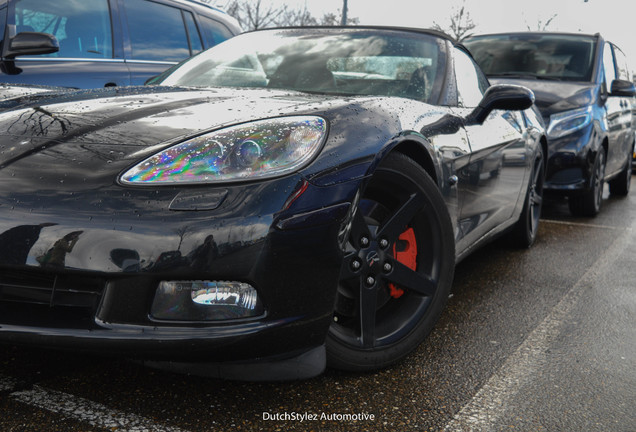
[150,281,263,321]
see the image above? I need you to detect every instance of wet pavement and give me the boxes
[1,184,635,431]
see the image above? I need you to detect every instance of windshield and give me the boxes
[154,28,447,103]
[465,34,597,82]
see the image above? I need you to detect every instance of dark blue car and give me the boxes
[466,32,636,216]
[0,27,546,379]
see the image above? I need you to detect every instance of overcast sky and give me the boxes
[270,0,636,68]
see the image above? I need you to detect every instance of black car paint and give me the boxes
[0,29,544,378]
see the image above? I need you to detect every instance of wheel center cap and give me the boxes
[366,250,380,268]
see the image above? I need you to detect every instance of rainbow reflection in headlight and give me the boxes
[120,116,327,185]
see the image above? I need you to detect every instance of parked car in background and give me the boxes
[465,32,636,216]
[0,27,546,380]
[0,0,240,88]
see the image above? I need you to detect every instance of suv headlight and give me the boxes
[120,116,327,185]
[547,106,592,139]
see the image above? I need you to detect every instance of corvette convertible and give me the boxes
[0,27,546,380]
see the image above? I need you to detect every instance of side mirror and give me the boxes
[4,32,59,59]
[467,84,535,124]
[610,79,636,97]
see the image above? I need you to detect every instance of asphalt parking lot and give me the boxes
[1,183,635,432]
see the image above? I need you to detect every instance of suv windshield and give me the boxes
[465,34,597,82]
[154,28,447,104]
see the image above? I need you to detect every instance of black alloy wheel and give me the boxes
[512,145,545,248]
[569,149,605,217]
[326,153,455,371]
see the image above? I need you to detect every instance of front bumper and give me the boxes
[544,123,599,195]
[0,173,359,377]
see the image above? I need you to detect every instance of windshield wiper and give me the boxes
[488,72,540,79]
[488,72,568,81]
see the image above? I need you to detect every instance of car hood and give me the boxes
[0,85,370,191]
[488,78,598,120]
[0,83,70,105]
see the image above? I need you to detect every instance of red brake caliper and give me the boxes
[389,227,417,298]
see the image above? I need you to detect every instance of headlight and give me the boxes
[547,106,592,139]
[120,116,327,185]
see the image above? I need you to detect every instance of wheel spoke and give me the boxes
[359,280,377,348]
[377,193,424,242]
[531,193,543,207]
[533,160,543,184]
[349,207,372,248]
[384,260,436,297]
[529,206,538,233]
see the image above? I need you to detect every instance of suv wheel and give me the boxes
[609,145,633,196]
[569,150,605,217]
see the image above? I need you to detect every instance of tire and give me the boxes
[511,145,545,248]
[569,150,605,217]
[326,153,455,371]
[609,146,632,196]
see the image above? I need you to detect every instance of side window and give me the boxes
[199,15,233,48]
[125,0,191,62]
[183,11,202,55]
[453,48,488,108]
[14,0,113,59]
[612,44,630,81]
[0,6,6,49]
[602,42,616,88]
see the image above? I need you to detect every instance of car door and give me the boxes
[1,0,131,88]
[119,0,205,86]
[451,48,528,248]
[608,43,634,173]
[601,41,631,175]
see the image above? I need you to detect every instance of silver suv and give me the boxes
[0,0,241,88]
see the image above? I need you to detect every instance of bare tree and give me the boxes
[526,13,558,31]
[283,6,318,27]
[320,12,340,26]
[174,225,191,251]
[222,0,288,30]
[319,11,359,26]
[432,3,476,42]
[221,1,358,30]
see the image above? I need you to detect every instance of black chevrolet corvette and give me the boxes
[0,27,546,380]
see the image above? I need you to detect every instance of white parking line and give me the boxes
[542,218,631,231]
[1,374,189,432]
[443,217,634,431]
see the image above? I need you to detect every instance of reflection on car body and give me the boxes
[0,27,546,380]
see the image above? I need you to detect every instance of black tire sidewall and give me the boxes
[326,153,455,371]
[569,149,605,217]
[609,147,632,196]
[513,145,544,247]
